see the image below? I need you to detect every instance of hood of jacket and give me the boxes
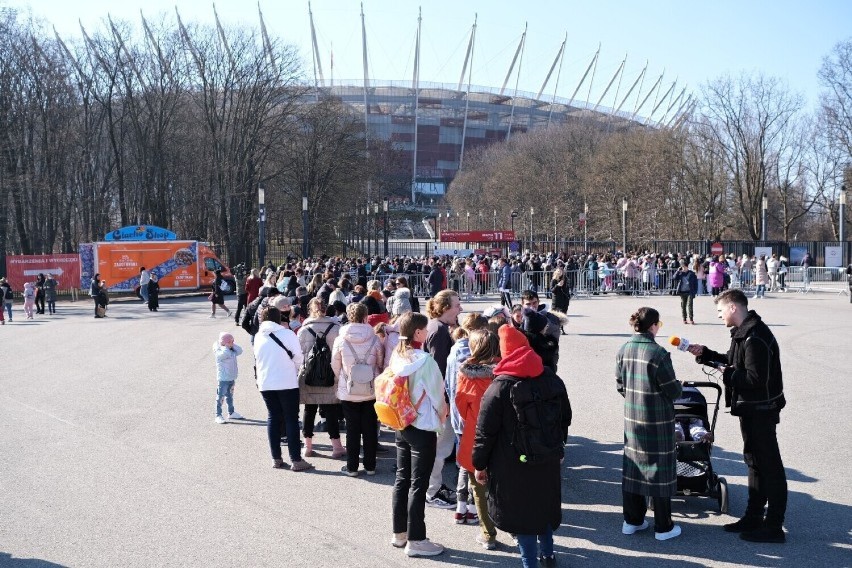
[390,349,430,376]
[258,320,286,336]
[339,322,377,345]
[458,361,496,379]
[493,344,544,379]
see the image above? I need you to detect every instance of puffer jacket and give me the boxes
[455,361,496,473]
[297,316,341,405]
[696,310,785,417]
[332,323,384,402]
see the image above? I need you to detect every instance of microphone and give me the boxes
[668,336,691,352]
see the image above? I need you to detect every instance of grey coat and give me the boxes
[297,317,341,405]
[616,333,682,497]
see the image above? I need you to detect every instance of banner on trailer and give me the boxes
[96,241,199,291]
[5,254,81,289]
[439,230,516,242]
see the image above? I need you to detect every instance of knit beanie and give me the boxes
[522,309,548,335]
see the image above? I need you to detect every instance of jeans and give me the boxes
[679,293,694,321]
[392,426,437,541]
[755,284,766,297]
[260,388,302,462]
[4,301,12,321]
[47,300,56,314]
[341,400,378,472]
[456,465,472,507]
[303,403,341,439]
[516,526,554,567]
[623,490,673,533]
[500,291,512,308]
[140,284,149,303]
[697,280,705,296]
[428,421,456,498]
[216,380,235,417]
[740,415,787,527]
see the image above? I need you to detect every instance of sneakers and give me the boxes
[215,415,227,424]
[209,314,216,318]
[426,485,457,509]
[475,534,497,550]
[405,539,445,557]
[228,411,244,420]
[466,505,479,525]
[539,555,557,567]
[622,520,649,535]
[331,448,348,460]
[454,511,467,524]
[655,525,682,541]
[391,532,407,548]
[723,516,763,533]
[340,465,359,477]
[740,526,785,543]
[365,469,376,476]
[272,459,289,469]
[291,460,314,472]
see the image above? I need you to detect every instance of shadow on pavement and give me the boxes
[0,553,69,567]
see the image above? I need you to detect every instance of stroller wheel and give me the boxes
[718,477,729,514]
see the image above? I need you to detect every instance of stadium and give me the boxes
[298,5,691,203]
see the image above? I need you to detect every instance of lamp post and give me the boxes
[478,211,482,229]
[446,209,451,233]
[583,201,589,253]
[373,201,380,260]
[553,206,557,252]
[364,206,370,258]
[761,196,768,241]
[383,198,389,258]
[530,207,535,252]
[703,210,713,253]
[466,211,470,231]
[456,211,459,231]
[510,210,518,236]
[258,185,266,266]
[840,185,847,264]
[302,195,309,259]
[493,209,497,231]
[622,198,628,254]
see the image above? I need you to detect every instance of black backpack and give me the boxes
[3,286,12,300]
[300,323,336,387]
[509,377,570,464]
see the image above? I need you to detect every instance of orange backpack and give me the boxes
[373,368,427,430]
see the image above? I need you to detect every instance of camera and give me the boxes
[233,263,247,279]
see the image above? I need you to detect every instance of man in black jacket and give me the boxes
[687,289,787,543]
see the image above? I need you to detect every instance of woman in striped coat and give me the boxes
[616,307,683,541]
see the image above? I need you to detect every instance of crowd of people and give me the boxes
[202,251,792,566]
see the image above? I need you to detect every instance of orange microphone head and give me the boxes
[668,336,681,347]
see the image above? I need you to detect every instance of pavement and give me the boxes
[1,290,850,567]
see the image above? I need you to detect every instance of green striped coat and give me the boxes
[616,333,683,497]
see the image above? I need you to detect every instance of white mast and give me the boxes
[593,54,625,113]
[567,45,599,110]
[506,23,527,141]
[614,63,647,116]
[458,15,477,172]
[309,2,325,93]
[546,32,567,126]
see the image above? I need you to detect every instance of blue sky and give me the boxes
[12,0,852,112]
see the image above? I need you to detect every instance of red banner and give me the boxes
[440,230,516,242]
[5,254,81,289]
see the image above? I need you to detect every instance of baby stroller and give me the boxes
[671,381,728,513]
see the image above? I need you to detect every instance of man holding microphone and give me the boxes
[686,289,787,543]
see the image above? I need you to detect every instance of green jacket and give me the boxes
[616,333,682,497]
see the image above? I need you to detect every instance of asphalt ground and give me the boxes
[1,290,850,567]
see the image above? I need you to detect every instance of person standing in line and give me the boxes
[497,258,513,308]
[147,274,160,312]
[424,290,463,511]
[616,307,683,541]
[687,289,788,543]
[777,256,789,291]
[332,302,384,476]
[672,260,698,325]
[473,325,571,567]
[388,312,447,557]
[213,332,244,424]
[245,268,262,305]
[44,273,58,315]
[754,255,769,298]
[254,306,313,472]
[232,265,248,324]
[707,255,727,297]
[801,251,813,290]
[766,254,779,292]
[139,267,151,304]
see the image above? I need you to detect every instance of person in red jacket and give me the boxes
[455,329,500,550]
[245,268,263,304]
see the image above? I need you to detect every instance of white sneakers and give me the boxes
[215,416,227,424]
[404,539,445,557]
[622,520,649,535]
[655,525,682,541]
[391,532,407,548]
[228,412,243,420]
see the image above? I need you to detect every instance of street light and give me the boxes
[383,198,389,258]
[466,211,470,231]
[258,185,266,266]
[510,210,519,250]
[583,201,589,253]
[530,207,535,252]
[302,195,309,259]
[456,211,459,230]
[761,196,768,241]
[840,185,847,264]
[373,201,380,261]
[446,209,451,233]
[493,209,497,231]
[622,198,628,254]
[703,210,713,249]
[553,206,557,252]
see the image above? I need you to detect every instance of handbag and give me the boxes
[96,306,106,317]
[219,280,229,292]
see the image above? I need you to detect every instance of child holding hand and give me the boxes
[214,332,244,424]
